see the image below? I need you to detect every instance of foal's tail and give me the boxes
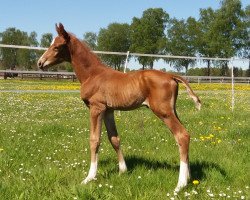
[173,75,201,110]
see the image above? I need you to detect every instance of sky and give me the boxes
[0,0,249,70]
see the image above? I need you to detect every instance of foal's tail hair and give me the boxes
[173,75,201,110]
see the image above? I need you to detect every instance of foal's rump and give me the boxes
[140,70,201,111]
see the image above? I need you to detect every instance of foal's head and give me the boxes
[38,23,71,70]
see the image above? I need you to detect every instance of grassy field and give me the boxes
[0,80,249,199]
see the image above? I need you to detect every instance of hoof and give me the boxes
[81,176,96,184]
[174,181,187,193]
[119,168,127,176]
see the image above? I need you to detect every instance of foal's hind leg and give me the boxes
[163,113,190,192]
[149,80,190,192]
[150,101,190,192]
[104,110,127,174]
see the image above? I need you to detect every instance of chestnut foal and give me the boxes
[38,23,201,192]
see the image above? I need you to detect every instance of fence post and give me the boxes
[123,51,130,73]
[230,58,235,112]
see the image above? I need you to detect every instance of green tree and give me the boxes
[130,8,169,69]
[1,28,21,69]
[197,7,217,76]
[198,0,247,76]
[29,31,39,69]
[0,28,39,70]
[83,32,97,50]
[1,28,28,69]
[241,5,250,76]
[216,0,247,76]
[40,33,53,47]
[17,31,39,70]
[97,23,130,71]
[166,17,198,74]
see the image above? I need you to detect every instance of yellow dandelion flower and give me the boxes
[217,140,222,143]
[192,180,199,185]
[0,148,4,152]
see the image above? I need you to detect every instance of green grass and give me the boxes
[0,80,249,199]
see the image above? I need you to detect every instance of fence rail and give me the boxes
[0,70,76,81]
[0,70,249,83]
[1,44,249,61]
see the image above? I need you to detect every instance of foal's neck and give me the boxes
[69,36,104,83]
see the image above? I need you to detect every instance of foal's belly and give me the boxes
[106,90,146,111]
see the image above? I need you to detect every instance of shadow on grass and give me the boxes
[124,155,226,181]
[125,155,177,171]
[99,155,227,182]
[190,160,227,181]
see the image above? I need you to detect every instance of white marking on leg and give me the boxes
[119,160,127,174]
[175,161,190,192]
[82,160,98,184]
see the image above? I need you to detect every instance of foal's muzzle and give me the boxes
[37,58,49,71]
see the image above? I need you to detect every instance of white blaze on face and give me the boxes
[50,38,55,46]
[38,38,56,66]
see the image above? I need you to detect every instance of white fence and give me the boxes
[0,70,249,83]
[0,44,250,111]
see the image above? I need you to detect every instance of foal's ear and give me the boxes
[55,23,70,42]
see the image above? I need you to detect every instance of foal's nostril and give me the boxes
[38,61,43,68]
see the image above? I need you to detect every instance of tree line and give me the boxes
[0,0,249,76]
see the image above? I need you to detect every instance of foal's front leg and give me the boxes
[82,106,105,184]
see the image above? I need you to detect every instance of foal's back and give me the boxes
[94,68,178,110]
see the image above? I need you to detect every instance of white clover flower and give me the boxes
[208,193,214,197]
[192,190,198,195]
[184,192,190,197]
